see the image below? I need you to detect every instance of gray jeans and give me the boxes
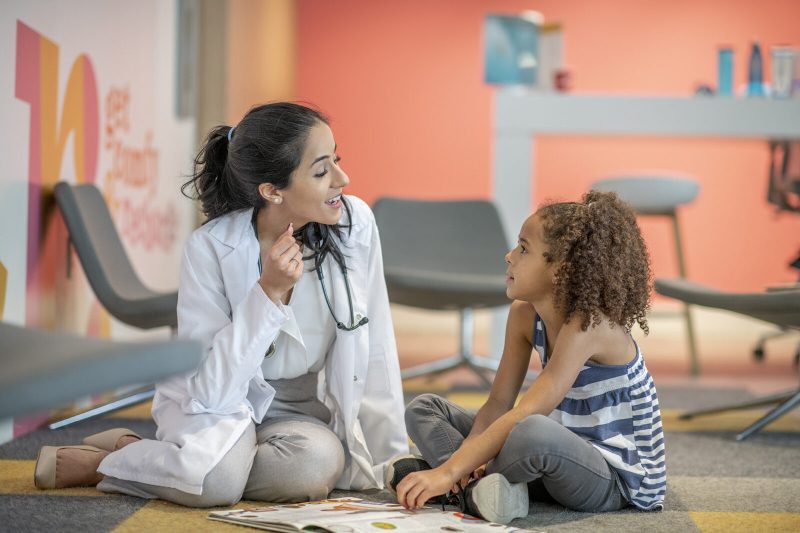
[405,393,628,512]
[97,416,345,508]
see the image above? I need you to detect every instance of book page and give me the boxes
[208,497,541,532]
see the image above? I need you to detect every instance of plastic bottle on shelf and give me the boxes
[747,41,764,96]
[717,47,734,96]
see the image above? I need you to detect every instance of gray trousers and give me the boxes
[97,416,345,508]
[405,393,628,512]
[99,373,344,507]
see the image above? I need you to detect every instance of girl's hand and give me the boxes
[453,464,486,494]
[259,223,303,304]
[396,467,454,510]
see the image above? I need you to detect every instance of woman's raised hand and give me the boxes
[259,223,303,304]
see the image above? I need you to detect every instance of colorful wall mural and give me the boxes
[0,1,197,444]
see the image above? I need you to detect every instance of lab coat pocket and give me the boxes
[364,347,390,394]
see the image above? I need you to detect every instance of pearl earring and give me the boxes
[272,197,282,204]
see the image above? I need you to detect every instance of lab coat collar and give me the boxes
[208,208,254,249]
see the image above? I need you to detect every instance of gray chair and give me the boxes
[373,198,514,386]
[591,176,701,375]
[0,322,201,420]
[753,141,800,360]
[655,278,800,440]
[51,182,179,428]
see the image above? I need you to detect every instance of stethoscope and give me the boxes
[252,209,369,359]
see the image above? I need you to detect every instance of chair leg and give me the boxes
[682,303,699,376]
[48,388,155,430]
[459,308,495,387]
[400,308,541,386]
[401,308,529,388]
[679,388,800,441]
[401,355,466,380]
[679,388,798,420]
[401,309,495,386]
[752,328,789,361]
[671,213,700,376]
[736,390,800,441]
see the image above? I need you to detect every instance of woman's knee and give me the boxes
[195,425,257,507]
[185,484,245,508]
[303,427,345,486]
[248,425,344,502]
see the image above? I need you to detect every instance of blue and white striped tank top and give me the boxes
[533,316,666,510]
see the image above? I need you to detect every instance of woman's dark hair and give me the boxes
[537,190,653,334]
[181,102,352,271]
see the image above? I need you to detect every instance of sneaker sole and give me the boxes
[471,473,528,524]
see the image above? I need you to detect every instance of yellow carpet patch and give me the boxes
[0,459,105,496]
[112,499,262,532]
[446,392,488,411]
[690,511,800,532]
[109,401,154,419]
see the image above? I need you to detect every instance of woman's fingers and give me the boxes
[288,253,303,277]
[257,224,304,302]
[272,238,299,261]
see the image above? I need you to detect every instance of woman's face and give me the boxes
[277,121,349,227]
[504,214,556,302]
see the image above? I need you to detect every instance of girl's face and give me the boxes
[504,214,556,302]
[274,121,349,226]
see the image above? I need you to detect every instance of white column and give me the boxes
[490,91,535,360]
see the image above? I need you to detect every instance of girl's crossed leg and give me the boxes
[405,393,626,512]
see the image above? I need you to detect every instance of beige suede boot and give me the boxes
[34,445,108,489]
[82,428,142,451]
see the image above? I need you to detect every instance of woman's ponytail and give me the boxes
[182,125,244,220]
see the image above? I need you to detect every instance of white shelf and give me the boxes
[494,92,800,138]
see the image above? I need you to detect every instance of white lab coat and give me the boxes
[98,196,409,495]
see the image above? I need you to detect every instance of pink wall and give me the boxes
[296,0,800,291]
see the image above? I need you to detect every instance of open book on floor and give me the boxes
[208,497,540,532]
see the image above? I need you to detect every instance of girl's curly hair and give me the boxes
[537,190,653,334]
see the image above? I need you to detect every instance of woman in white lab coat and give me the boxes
[34,102,408,506]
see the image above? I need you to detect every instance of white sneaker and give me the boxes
[466,473,529,524]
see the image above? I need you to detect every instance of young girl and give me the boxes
[388,191,665,524]
[34,102,408,506]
